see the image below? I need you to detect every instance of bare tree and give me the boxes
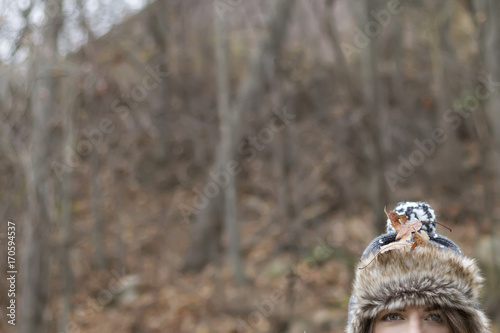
[58,69,78,333]
[466,0,498,227]
[359,0,390,233]
[322,0,359,97]
[483,0,500,177]
[182,0,297,273]
[19,0,64,332]
[474,0,500,326]
[214,5,245,283]
[426,2,465,193]
[90,150,106,268]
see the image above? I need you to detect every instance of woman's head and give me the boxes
[346,202,491,333]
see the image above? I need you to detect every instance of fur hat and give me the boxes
[346,202,490,333]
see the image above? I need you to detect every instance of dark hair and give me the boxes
[367,307,472,333]
[443,308,474,333]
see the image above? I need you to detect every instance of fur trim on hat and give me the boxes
[346,245,490,333]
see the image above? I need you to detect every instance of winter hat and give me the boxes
[346,201,490,333]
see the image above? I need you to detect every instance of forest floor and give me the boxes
[59,181,500,333]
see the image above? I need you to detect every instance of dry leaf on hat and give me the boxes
[380,239,412,253]
[384,207,423,240]
[395,218,423,241]
[411,230,430,251]
[385,207,406,230]
[359,231,414,270]
[359,209,431,270]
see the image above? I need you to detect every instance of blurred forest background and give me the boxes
[1,0,500,332]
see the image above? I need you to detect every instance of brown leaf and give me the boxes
[399,230,413,243]
[360,209,428,270]
[359,238,412,270]
[395,217,423,240]
[384,207,407,231]
[380,240,412,254]
[410,230,430,251]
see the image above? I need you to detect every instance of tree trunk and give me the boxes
[148,0,171,159]
[114,169,126,273]
[19,1,63,332]
[478,0,500,326]
[483,0,500,188]
[182,0,297,272]
[360,0,389,233]
[58,73,77,333]
[231,0,298,132]
[181,195,223,273]
[462,0,496,229]
[214,6,246,283]
[322,0,359,98]
[427,7,464,194]
[91,151,105,268]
